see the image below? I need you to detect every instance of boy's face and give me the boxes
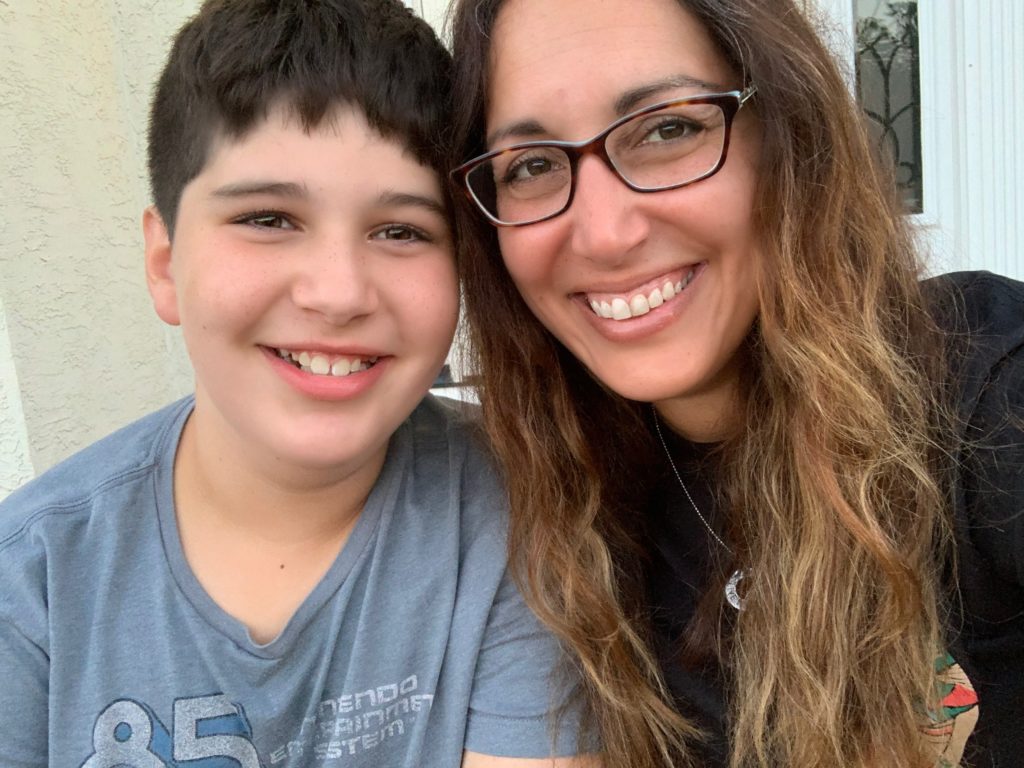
[144,105,458,482]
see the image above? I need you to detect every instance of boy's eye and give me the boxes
[235,211,296,230]
[371,224,430,243]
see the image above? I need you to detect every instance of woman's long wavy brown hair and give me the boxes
[447,1,957,766]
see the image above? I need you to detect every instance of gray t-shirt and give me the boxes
[0,396,581,767]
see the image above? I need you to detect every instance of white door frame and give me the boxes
[813,1,1024,280]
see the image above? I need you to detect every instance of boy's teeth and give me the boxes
[587,268,695,321]
[275,349,377,378]
[310,355,330,375]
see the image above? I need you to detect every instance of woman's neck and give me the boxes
[654,384,739,443]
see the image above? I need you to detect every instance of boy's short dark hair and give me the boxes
[147,0,453,236]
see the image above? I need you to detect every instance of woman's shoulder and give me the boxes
[924,270,1024,341]
[934,272,1024,601]
[924,272,1024,415]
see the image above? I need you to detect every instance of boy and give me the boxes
[0,1,586,765]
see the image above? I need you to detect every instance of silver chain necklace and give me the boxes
[651,406,746,611]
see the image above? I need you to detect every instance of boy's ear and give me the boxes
[143,206,181,327]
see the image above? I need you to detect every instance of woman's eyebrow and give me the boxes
[613,74,724,115]
[486,119,546,149]
[486,74,725,148]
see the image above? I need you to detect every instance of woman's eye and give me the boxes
[503,152,562,184]
[642,118,699,144]
[512,157,552,179]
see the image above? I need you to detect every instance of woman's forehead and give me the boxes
[486,0,734,133]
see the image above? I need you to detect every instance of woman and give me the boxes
[447,0,1023,766]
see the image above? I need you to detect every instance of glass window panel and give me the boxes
[854,1,923,213]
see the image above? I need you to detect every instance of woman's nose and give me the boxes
[567,154,650,265]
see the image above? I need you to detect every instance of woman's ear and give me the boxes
[143,206,181,326]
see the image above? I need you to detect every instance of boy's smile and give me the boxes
[144,105,458,485]
[273,347,377,379]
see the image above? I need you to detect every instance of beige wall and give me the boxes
[1,0,199,496]
[0,0,450,497]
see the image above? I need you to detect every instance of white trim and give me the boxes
[0,300,35,499]
[955,1,1024,279]
[912,0,961,273]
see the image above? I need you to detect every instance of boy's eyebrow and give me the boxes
[208,184,443,216]
[486,74,723,147]
[210,181,308,199]
[377,191,446,218]
[208,183,444,218]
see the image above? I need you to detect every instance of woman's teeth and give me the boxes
[588,268,695,321]
[276,349,378,377]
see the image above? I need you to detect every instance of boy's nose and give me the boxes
[291,237,379,324]
[568,155,649,266]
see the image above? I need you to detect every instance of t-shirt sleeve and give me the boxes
[0,619,48,766]
[463,565,591,758]
[0,528,50,767]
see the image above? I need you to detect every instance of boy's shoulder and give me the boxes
[925,271,1024,413]
[0,397,192,548]
[396,393,507,530]
[405,391,482,441]
[403,393,492,475]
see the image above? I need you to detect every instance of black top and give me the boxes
[645,272,1024,767]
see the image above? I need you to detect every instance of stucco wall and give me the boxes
[0,0,449,498]
[1,0,198,497]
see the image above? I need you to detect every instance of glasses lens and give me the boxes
[607,101,727,190]
[465,146,572,225]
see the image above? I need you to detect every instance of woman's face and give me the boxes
[486,0,763,439]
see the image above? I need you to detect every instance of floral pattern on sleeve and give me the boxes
[921,653,979,768]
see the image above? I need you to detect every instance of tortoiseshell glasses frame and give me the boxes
[451,85,757,227]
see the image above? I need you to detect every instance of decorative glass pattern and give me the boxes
[855,1,923,213]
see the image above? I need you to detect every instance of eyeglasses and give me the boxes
[451,86,757,227]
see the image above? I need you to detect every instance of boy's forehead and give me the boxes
[180,102,445,208]
[203,101,425,172]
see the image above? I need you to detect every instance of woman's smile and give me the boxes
[580,263,700,321]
